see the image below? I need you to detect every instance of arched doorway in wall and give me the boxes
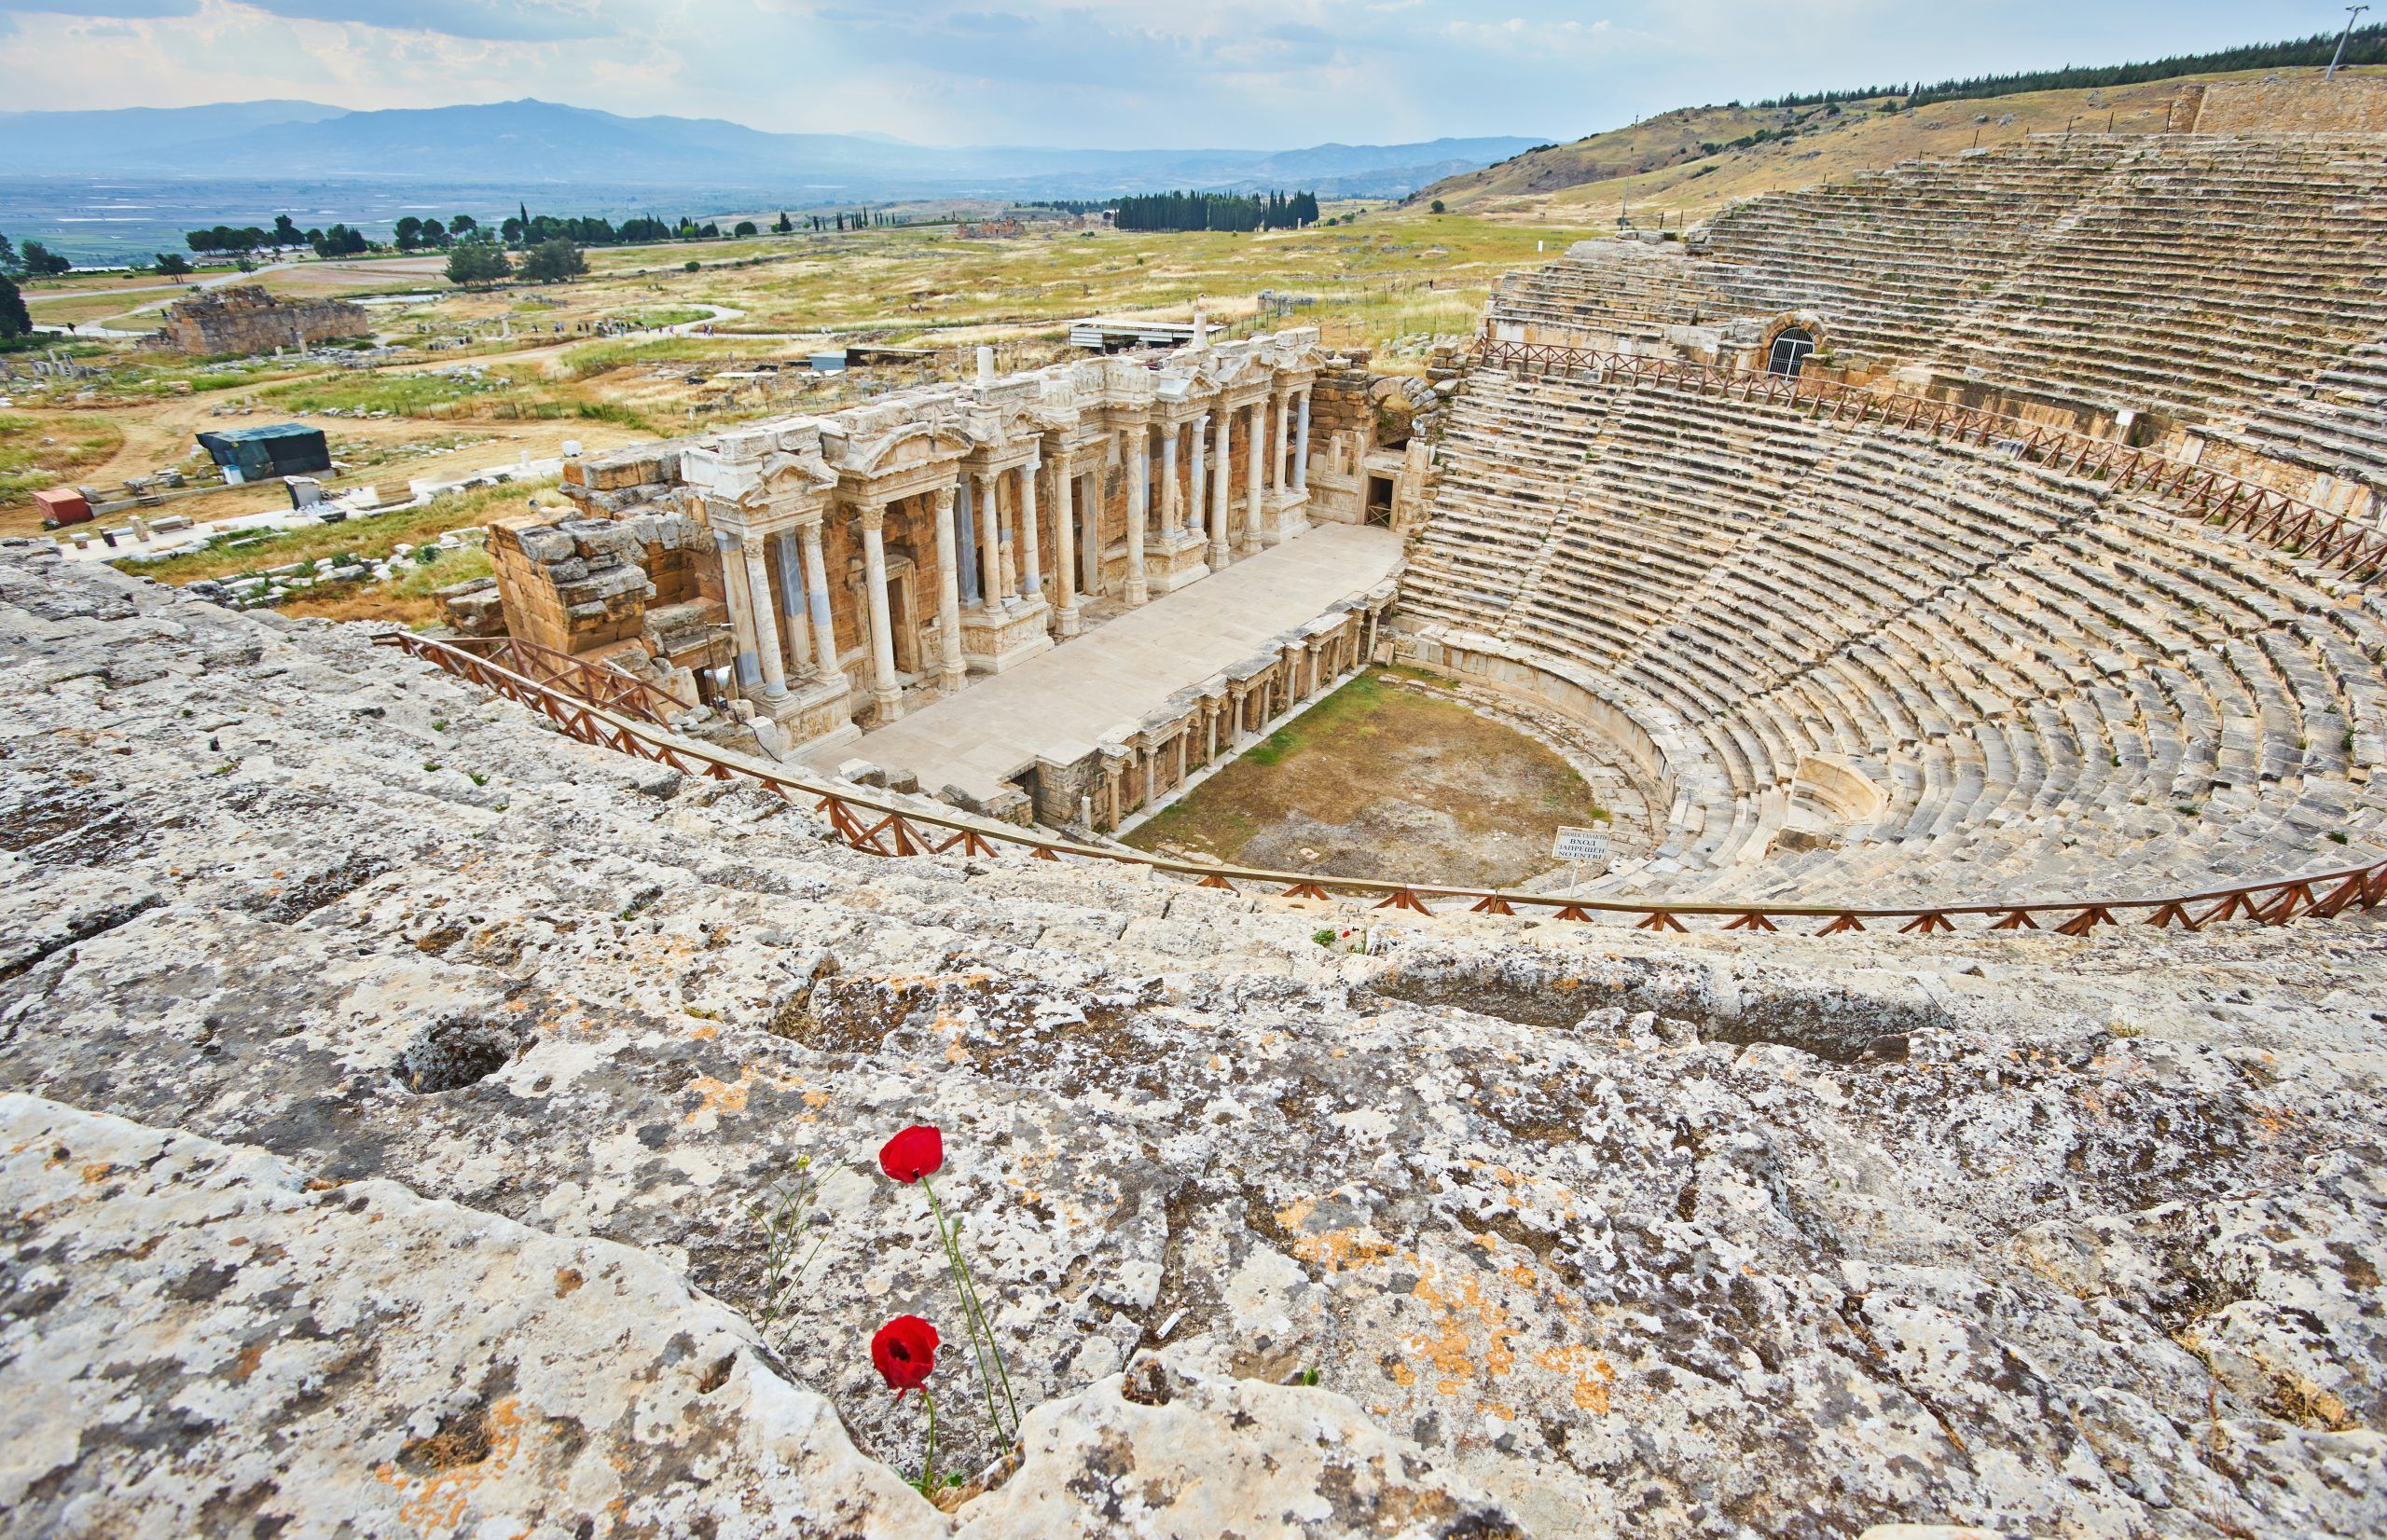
[1766,326,1816,378]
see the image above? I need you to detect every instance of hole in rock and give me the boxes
[394,1015,529,1093]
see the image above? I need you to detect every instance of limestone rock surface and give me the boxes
[958,1356,1522,1538]
[0,1092,934,1540]
[5,540,2387,1537]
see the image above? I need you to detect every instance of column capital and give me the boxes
[857,502,887,534]
[931,483,956,512]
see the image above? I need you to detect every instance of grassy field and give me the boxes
[120,476,556,590]
[1127,667,1606,888]
[274,543,494,628]
[0,413,125,506]
[11,197,1600,626]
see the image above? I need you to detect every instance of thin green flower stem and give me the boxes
[925,1176,1022,1437]
[920,1176,1008,1439]
[919,1385,936,1498]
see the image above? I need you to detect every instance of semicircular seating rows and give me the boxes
[1404,361,2387,907]
[1405,129,2387,908]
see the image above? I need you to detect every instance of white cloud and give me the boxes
[0,0,2311,147]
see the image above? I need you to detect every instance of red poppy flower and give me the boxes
[878,1124,944,1184]
[871,1314,939,1396]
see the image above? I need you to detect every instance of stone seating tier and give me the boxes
[1408,370,2387,904]
[1490,134,2387,441]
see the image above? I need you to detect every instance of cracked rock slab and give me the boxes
[0,1092,937,1540]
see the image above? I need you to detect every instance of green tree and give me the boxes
[271,213,303,248]
[422,217,448,247]
[733,219,758,237]
[0,232,19,275]
[19,241,69,276]
[154,253,193,277]
[0,274,30,339]
[519,237,587,283]
[773,211,793,233]
[393,216,424,250]
[449,213,478,236]
[445,237,512,289]
[1429,199,1445,213]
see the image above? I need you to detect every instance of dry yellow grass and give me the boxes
[1426,64,2387,227]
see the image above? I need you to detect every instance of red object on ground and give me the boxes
[878,1124,944,1184]
[33,488,91,525]
[871,1315,940,1396]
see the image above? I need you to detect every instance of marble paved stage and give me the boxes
[803,522,1402,802]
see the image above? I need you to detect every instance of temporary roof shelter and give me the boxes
[196,423,331,484]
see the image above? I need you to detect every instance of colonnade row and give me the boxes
[1078,592,1391,831]
[706,381,1320,738]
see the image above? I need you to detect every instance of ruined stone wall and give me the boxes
[2189,75,2387,133]
[488,511,704,655]
[153,285,370,356]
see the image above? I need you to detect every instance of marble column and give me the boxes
[1294,387,1311,492]
[1271,388,1290,499]
[955,475,983,607]
[800,519,835,684]
[1160,422,1181,539]
[771,530,812,678]
[860,506,900,721]
[1189,414,1207,549]
[716,530,760,687]
[1242,402,1264,553]
[1209,406,1233,571]
[741,539,788,699]
[1051,447,1080,636]
[1125,426,1150,605]
[931,485,965,691]
[1080,471,1100,598]
[973,470,1003,608]
[1018,456,1043,598]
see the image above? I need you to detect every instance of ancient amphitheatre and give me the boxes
[7,42,2387,1540]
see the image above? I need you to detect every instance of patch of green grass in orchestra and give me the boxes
[1125,666,1607,887]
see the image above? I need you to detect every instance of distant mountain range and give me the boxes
[3,99,1542,201]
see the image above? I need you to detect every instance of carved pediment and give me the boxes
[755,448,839,501]
[842,419,972,477]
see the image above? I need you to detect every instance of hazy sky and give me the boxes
[0,2,2358,147]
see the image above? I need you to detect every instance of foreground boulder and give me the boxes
[0,1093,935,1540]
[0,1094,1521,1539]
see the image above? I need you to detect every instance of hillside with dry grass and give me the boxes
[1423,64,2387,227]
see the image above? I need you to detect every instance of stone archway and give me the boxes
[1758,312,1828,378]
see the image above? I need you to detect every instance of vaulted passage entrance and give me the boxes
[1766,326,1816,378]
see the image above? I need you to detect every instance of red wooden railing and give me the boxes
[440,635,693,727]
[373,631,2387,939]
[1469,337,2387,584]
